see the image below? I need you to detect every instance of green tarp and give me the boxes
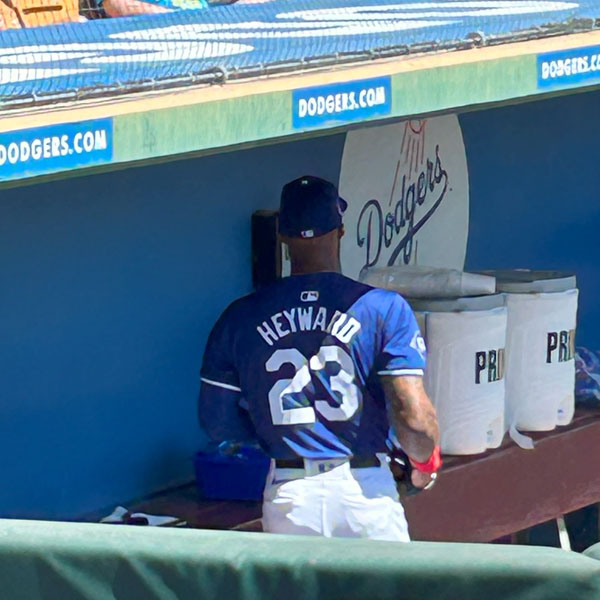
[1,519,600,600]
[586,542,600,562]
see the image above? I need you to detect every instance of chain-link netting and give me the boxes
[0,0,598,108]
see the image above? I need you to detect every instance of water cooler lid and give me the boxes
[477,270,576,293]
[409,294,505,313]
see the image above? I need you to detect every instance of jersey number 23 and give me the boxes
[266,346,361,425]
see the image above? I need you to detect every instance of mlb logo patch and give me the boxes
[300,230,314,238]
[301,291,319,302]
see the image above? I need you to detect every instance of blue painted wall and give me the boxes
[0,136,344,519]
[461,90,600,348]
[1,89,599,519]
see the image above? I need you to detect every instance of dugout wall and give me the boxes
[1,88,600,519]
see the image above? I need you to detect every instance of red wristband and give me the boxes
[409,446,442,474]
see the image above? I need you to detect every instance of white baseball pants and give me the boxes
[261,456,410,542]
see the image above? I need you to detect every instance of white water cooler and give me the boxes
[483,270,578,445]
[411,295,507,455]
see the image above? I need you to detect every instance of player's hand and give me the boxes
[388,447,438,496]
[410,468,435,490]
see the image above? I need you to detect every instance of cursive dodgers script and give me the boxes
[356,144,449,271]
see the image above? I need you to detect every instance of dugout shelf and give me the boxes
[111,407,600,544]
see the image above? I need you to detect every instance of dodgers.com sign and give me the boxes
[538,45,600,88]
[0,118,113,181]
[292,77,392,129]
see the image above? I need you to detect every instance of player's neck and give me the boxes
[290,259,341,275]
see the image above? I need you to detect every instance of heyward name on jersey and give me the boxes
[257,304,361,346]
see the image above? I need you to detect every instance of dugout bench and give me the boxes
[123,407,600,547]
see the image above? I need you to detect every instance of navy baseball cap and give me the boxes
[279,175,348,239]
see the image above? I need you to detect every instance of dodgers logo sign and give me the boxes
[0,119,113,181]
[292,77,391,130]
[339,115,470,280]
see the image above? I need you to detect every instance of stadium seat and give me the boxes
[0,0,78,28]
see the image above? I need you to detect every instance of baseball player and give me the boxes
[198,175,440,541]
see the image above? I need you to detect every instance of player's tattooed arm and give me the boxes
[381,375,439,463]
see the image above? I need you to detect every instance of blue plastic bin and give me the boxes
[194,446,271,501]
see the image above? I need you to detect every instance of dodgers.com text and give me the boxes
[538,45,600,88]
[0,129,108,167]
[0,118,113,181]
[298,86,386,119]
[293,77,392,129]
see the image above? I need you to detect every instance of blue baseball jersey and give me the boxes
[199,272,426,459]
